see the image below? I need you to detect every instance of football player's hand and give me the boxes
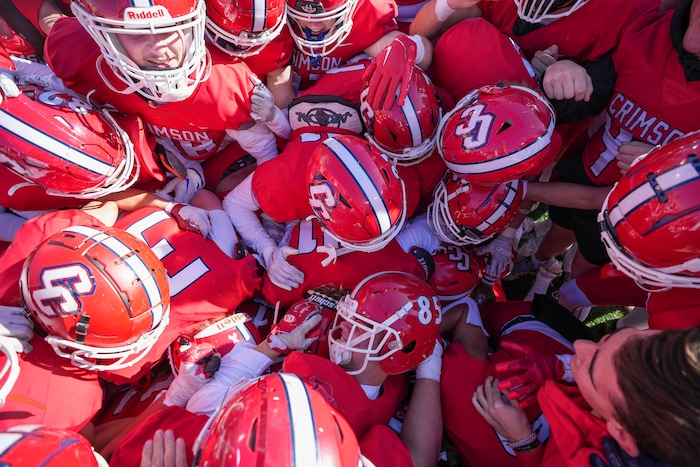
[141,429,187,467]
[165,202,212,237]
[363,34,417,111]
[476,231,515,283]
[158,168,204,204]
[0,306,33,353]
[266,302,323,354]
[415,340,443,382]
[262,245,305,291]
[249,76,276,123]
[472,375,532,443]
[542,59,593,102]
[589,436,667,467]
[616,141,655,176]
[163,342,221,407]
[494,341,565,410]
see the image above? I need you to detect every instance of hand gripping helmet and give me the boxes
[360,68,442,166]
[514,0,590,23]
[286,0,360,57]
[599,131,700,290]
[0,80,138,198]
[307,135,407,252]
[193,373,364,467]
[20,225,170,371]
[0,426,108,467]
[168,312,262,375]
[437,84,560,185]
[427,171,524,246]
[428,244,484,303]
[205,0,287,58]
[71,0,210,103]
[328,271,442,375]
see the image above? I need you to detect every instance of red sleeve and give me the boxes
[110,407,209,467]
[242,29,294,77]
[359,425,413,467]
[0,337,103,432]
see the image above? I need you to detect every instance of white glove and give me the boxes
[164,342,221,407]
[267,312,323,354]
[0,306,33,354]
[262,245,304,291]
[249,76,277,123]
[165,202,212,237]
[157,168,204,204]
[476,227,516,282]
[415,340,443,382]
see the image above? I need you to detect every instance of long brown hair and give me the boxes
[613,327,700,467]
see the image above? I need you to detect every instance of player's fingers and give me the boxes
[583,73,594,102]
[140,440,154,467]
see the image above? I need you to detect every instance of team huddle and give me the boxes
[0,0,698,466]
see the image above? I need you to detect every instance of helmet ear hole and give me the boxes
[497,119,513,134]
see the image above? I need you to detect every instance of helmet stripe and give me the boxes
[280,374,320,466]
[62,226,165,326]
[608,162,700,228]
[0,109,114,176]
[400,92,423,146]
[324,137,392,234]
[253,0,267,31]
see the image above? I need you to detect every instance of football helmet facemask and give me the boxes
[286,0,359,57]
[514,0,589,23]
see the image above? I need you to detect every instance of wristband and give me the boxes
[407,34,426,64]
[508,432,540,451]
[165,201,177,214]
[434,0,456,21]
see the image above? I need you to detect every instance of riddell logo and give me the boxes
[124,6,170,21]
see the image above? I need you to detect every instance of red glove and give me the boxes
[494,341,567,410]
[266,299,323,354]
[362,34,417,111]
[163,341,221,407]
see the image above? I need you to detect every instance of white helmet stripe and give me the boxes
[253,0,267,31]
[0,109,114,176]
[62,226,165,327]
[280,373,320,466]
[400,92,423,147]
[608,162,700,228]
[478,179,521,232]
[324,137,392,234]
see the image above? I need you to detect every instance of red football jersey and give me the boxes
[646,287,700,330]
[442,301,574,466]
[282,352,409,440]
[242,28,295,78]
[0,335,103,432]
[0,0,45,61]
[291,0,397,91]
[478,0,657,62]
[262,218,428,307]
[581,10,700,186]
[46,18,256,162]
[103,207,262,384]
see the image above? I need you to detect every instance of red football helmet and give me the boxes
[429,244,484,303]
[286,0,359,57]
[205,0,287,58]
[0,335,20,408]
[328,271,442,375]
[360,68,442,166]
[20,225,170,371]
[194,373,364,466]
[515,0,590,23]
[599,131,700,290]
[71,0,210,103]
[0,82,138,198]
[0,426,108,467]
[437,84,560,185]
[169,312,262,375]
[307,135,407,252]
[427,171,524,246]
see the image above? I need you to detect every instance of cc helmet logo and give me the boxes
[454,104,495,151]
[30,263,96,318]
[309,182,337,220]
[37,90,91,115]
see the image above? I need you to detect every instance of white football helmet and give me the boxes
[514,0,589,24]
